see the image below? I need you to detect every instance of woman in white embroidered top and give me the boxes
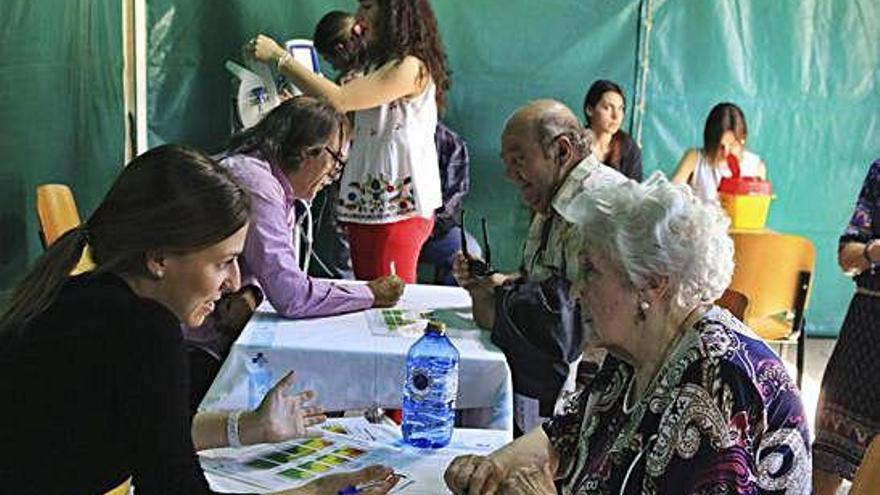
[249,0,448,283]
[671,102,767,203]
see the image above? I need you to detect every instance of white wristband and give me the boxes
[227,410,244,448]
[277,52,292,71]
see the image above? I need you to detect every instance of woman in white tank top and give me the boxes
[249,0,449,283]
[671,102,767,202]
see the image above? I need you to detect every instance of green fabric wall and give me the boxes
[3,2,873,334]
[142,0,877,336]
[0,1,124,295]
[640,0,880,335]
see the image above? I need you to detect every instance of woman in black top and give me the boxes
[0,145,398,494]
[582,79,643,181]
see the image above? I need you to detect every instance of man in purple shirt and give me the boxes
[222,97,403,317]
[186,97,403,408]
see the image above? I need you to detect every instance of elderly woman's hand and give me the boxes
[245,34,287,65]
[253,370,326,443]
[444,454,506,495]
[498,465,556,495]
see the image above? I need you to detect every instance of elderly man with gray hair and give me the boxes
[453,100,626,434]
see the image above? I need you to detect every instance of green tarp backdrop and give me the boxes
[2,1,878,336]
[0,1,124,297]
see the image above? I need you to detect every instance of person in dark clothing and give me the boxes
[813,159,880,494]
[582,79,642,181]
[418,122,483,285]
[0,145,398,495]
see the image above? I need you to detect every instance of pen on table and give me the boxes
[337,473,407,495]
[359,426,376,441]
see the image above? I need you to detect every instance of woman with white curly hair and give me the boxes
[445,172,811,495]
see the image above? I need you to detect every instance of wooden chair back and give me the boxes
[727,231,816,340]
[35,184,95,274]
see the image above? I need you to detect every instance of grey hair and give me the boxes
[573,171,734,310]
[532,110,590,160]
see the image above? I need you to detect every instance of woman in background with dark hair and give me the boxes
[249,0,448,284]
[671,102,767,202]
[582,79,642,181]
[0,144,398,494]
[312,10,364,80]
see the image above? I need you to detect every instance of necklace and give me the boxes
[621,375,638,414]
[622,305,711,416]
[681,304,711,331]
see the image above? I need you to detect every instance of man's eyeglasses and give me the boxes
[324,146,347,168]
[324,146,347,179]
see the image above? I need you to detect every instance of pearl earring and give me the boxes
[636,300,650,322]
[155,270,164,279]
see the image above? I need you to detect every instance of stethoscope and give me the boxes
[292,197,314,274]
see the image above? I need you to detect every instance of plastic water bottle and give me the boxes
[402,321,460,448]
[247,352,272,409]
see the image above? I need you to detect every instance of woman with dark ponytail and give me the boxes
[0,145,398,495]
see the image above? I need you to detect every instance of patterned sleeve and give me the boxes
[840,159,880,245]
[653,357,810,495]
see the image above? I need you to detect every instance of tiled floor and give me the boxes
[781,337,852,494]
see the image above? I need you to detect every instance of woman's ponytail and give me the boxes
[0,226,90,333]
[1,144,250,335]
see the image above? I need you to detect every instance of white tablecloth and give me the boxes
[200,283,512,431]
[202,417,512,494]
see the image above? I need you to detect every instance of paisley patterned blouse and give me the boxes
[543,306,811,494]
[841,158,880,291]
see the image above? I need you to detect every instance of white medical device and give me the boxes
[226,38,321,129]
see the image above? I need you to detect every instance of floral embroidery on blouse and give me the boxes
[542,307,811,495]
[338,173,416,221]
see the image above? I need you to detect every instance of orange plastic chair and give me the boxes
[727,231,815,387]
[850,435,880,495]
[35,184,95,274]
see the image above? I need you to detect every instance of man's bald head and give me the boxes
[499,100,591,213]
[503,100,588,159]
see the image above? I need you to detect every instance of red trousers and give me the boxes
[345,216,434,283]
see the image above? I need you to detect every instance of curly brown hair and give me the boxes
[370,0,450,109]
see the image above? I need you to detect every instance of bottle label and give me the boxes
[406,363,458,403]
[409,368,432,400]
